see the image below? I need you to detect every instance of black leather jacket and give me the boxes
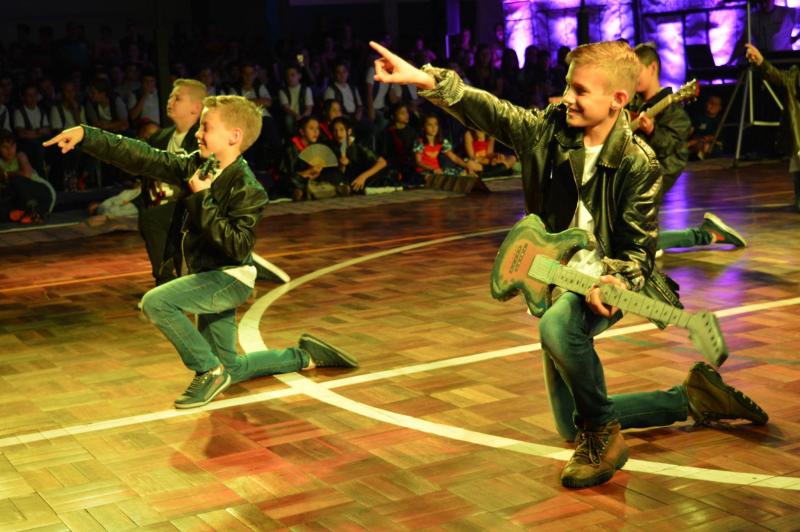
[80,126,268,274]
[419,66,662,292]
[630,88,691,195]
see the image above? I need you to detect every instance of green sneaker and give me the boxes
[299,334,359,368]
[701,212,747,247]
[685,362,768,425]
[174,368,232,409]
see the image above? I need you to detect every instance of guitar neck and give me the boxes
[630,96,672,131]
[531,256,693,328]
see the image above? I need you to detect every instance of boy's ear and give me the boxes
[229,127,243,146]
[611,89,629,112]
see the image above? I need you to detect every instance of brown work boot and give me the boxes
[685,362,768,426]
[561,420,628,489]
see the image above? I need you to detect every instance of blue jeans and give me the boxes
[658,227,712,250]
[539,292,689,441]
[141,270,308,383]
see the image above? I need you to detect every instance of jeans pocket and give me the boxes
[210,278,252,311]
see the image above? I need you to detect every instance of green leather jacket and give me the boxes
[80,126,268,274]
[756,60,800,158]
[419,66,662,293]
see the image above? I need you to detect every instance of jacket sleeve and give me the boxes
[80,126,195,187]
[418,65,547,151]
[610,148,662,291]
[755,60,788,91]
[183,182,268,262]
[643,104,691,169]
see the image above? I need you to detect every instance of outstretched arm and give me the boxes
[44,126,194,187]
[370,41,543,151]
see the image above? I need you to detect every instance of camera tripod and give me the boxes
[711,0,784,167]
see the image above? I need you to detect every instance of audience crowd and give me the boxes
[0,21,722,224]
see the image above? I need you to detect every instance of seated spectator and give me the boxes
[279,116,324,201]
[278,64,314,139]
[330,116,397,193]
[0,130,55,224]
[380,102,417,185]
[688,94,724,160]
[50,80,86,131]
[463,128,517,177]
[198,67,223,96]
[319,98,343,142]
[413,114,482,188]
[127,70,161,127]
[227,62,278,171]
[0,99,10,132]
[323,61,363,120]
[86,180,141,227]
[365,60,401,134]
[85,78,129,134]
[13,83,51,178]
[50,80,88,191]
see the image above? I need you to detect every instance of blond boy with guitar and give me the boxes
[371,40,767,489]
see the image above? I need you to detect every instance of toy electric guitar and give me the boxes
[490,214,728,367]
[629,78,699,131]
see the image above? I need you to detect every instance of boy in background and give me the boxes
[45,95,357,410]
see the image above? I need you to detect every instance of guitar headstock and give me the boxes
[673,79,699,105]
[687,310,728,368]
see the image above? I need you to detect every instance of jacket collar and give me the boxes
[596,112,631,170]
[553,106,631,170]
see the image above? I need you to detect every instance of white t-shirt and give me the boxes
[365,67,401,110]
[50,104,87,130]
[150,129,189,202]
[237,85,271,117]
[127,90,160,124]
[93,96,129,123]
[323,82,362,114]
[566,143,605,278]
[0,104,10,131]
[279,85,313,114]
[13,105,49,130]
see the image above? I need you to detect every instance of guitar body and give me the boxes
[490,213,729,367]
[490,214,594,317]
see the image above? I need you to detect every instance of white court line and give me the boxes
[238,231,800,491]
[4,228,800,490]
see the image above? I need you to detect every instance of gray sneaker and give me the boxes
[253,253,290,284]
[174,368,232,409]
[299,334,359,368]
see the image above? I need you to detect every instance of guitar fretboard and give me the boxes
[529,255,691,327]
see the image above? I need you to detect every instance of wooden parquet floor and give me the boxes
[1,160,799,530]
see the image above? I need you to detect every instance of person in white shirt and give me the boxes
[13,83,51,178]
[127,72,161,126]
[365,63,401,133]
[278,64,313,136]
[323,61,363,120]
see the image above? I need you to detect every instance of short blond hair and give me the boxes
[202,95,263,152]
[173,78,208,102]
[566,41,641,97]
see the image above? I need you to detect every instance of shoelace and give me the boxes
[184,373,211,394]
[573,428,611,465]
